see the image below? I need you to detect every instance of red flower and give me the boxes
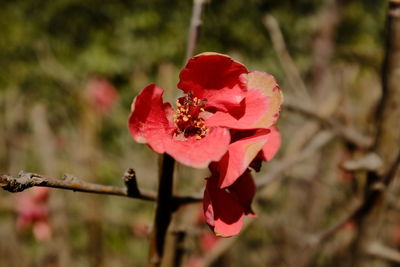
[128,52,283,236]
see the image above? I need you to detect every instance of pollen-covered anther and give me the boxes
[173,93,208,139]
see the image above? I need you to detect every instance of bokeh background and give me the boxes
[0,0,395,266]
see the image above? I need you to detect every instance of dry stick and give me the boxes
[202,221,253,267]
[256,131,335,189]
[283,101,373,149]
[264,15,313,106]
[366,242,400,263]
[350,1,400,263]
[265,13,373,150]
[185,0,206,62]
[0,169,202,205]
[148,1,207,266]
[0,169,155,200]
[311,0,400,249]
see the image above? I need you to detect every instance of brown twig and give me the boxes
[263,15,313,106]
[0,170,155,201]
[366,242,400,263]
[202,220,253,267]
[350,1,400,263]
[185,0,207,62]
[310,2,400,250]
[0,170,202,206]
[283,101,373,149]
[310,151,400,245]
[256,131,335,189]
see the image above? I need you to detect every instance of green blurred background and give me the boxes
[0,0,391,266]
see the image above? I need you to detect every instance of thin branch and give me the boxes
[256,131,335,189]
[0,170,203,206]
[311,150,400,245]
[185,0,207,61]
[341,153,383,172]
[366,242,400,263]
[310,203,359,245]
[350,1,400,263]
[202,220,253,267]
[284,101,373,149]
[0,170,155,201]
[263,15,313,106]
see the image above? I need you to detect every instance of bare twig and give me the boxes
[263,15,313,106]
[310,151,400,245]
[310,203,359,245]
[185,0,207,61]
[256,131,335,189]
[341,153,383,172]
[0,170,202,206]
[350,1,400,263]
[366,242,400,263]
[0,170,155,201]
[283,101,373,149]
[202,220,253,267]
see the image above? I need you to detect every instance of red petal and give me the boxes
[178,53,248,112]
[205,86,268,129]
[164,127,230,169]
[203,171,244,237]
[128,84,174,153]
[260,126,281,161]
[243,71,283,128]
[219,129,270,188]
[206,71,283,129]
[228,170,256,216]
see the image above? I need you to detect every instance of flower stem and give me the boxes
[148,154,175,267]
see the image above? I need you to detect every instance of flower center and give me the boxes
[173,93,208,139]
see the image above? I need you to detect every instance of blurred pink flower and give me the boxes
[86,77,118,115]
[15,187,51,241]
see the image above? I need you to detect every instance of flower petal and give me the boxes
[165,127,230,169]
[228,169,256,216]
[243,71,283,127]
[178,53,248,112]
[205,87,268,129]
[205,71,283,129]
[203,171,244,237]
[128,84,174,153]
[260,126,281,161]
[218,129,270,188]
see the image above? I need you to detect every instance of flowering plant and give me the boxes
[129,52,283,237]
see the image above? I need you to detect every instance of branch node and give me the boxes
[123,168,140,196]
[1,171,43,192]
[62,174,79,183]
